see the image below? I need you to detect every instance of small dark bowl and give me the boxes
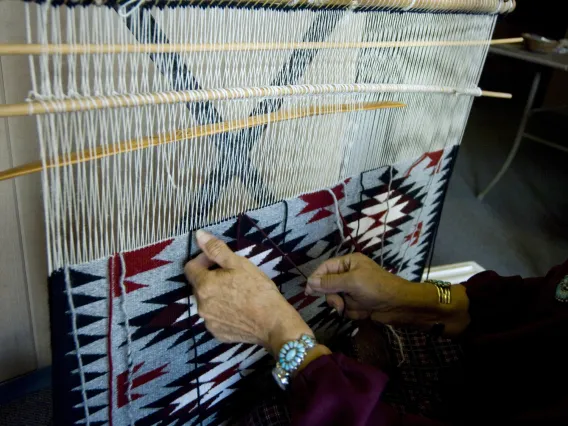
[523,33,559,53]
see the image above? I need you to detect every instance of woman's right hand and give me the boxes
[305,253,428,325]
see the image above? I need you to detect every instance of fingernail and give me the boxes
[196,229,213,246]
[307,277,321,287]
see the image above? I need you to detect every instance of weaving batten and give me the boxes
[0,37,524,55]
[0,101,406,180]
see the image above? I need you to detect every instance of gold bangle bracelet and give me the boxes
[427,279,452,305]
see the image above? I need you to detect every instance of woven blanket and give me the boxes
[49,145,457,425]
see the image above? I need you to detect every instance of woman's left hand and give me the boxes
[184,230,313,356]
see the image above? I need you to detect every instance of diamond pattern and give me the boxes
[49,146,457,425]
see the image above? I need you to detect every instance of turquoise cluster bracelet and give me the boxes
[272,334,316,390]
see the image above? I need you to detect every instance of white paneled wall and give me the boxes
[0,1,51,382]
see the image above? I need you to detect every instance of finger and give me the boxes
[196,230,238,269]
[185,253,214,287]
[326,294,345,314]
[306,270,353,294]
[309,255,353,279]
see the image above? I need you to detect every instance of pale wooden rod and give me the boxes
[12,0,517,14]
[0,83,510,118]
[0,37,523,56]
[0,101,404,182]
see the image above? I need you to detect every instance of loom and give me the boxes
[0,0,516,424]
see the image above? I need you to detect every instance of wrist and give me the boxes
[374,282,469,335]
[266,306,313,357]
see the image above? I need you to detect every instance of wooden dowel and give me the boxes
[0,84,511,118]
[10,0,516,14]
[0,101,404,182]
[0,37,524,56]
[480,90,513,99]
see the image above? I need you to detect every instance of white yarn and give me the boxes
[25,4,498,270]
[326,187,346,256]
[385,324,407,366]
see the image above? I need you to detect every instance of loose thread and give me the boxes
[338,213,364,254]
[378,168,406,367]
[326,186,363,254]
[385,324,407,367]
[118,253,135,426]
[242,214,307,280]
[327,181,406,367]
[326,185,360,333]
[187,232,202,426]
[325,188,345,257]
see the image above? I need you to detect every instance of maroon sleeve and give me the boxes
[463,259,568,336]
[289,353,400,426]
[453,261,568,423]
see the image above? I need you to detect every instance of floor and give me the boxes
[432,98,568,278]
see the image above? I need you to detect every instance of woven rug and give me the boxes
[49,145,457,425]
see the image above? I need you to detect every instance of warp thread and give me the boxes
[118,253,135,425]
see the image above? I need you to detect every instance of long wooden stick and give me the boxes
[11,0,517,14]
[0,84,510,118]
[0,101,404,182]
[0,37,523,56]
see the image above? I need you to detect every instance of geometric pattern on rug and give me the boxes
[49,145,458,425]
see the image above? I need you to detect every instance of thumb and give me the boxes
[306,255,354,295]
[306,272,352,294]
[196,230,238,269]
